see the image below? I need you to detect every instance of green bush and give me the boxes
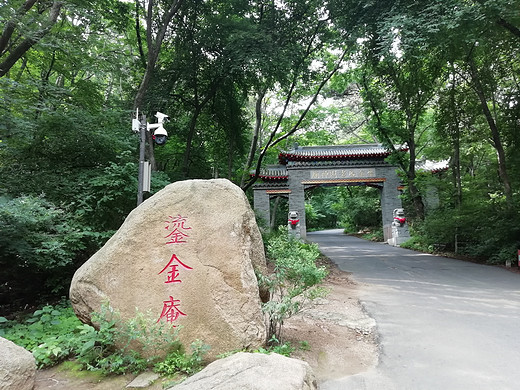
[257,227,328,342]
[154,340,210,376]
[361,229,384,242]
[0,195,85,271]
[333,187,382,232]
[408,204,520,264]
[399,236,429,252]
[254,336,295,357]
[0,303,81,362]
[0,302,184,375]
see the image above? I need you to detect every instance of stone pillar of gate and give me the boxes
[379,167,403,242]
[288,169,306,239]
[253,188,270,230]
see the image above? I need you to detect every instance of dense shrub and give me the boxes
[403,203,520,264]
[0,301,210,376]
[257,227,328,342]
[0,195,85,271]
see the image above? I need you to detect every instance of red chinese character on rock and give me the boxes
[158,254,193,283]
[164,215,192,244]
[157,296,186,324]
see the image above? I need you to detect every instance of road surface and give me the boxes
[307,229,520,390]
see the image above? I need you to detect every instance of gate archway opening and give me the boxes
[303,182,382,233]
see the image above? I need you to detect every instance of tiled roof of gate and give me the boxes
[287,159,384,168]
[416,159,449,173]
[254,165,288,181]
[251,144,448,184]
[279,144,402,164]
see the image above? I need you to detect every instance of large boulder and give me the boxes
[170,352,317,390]
[70,179,267,358]
[0,337,36,390]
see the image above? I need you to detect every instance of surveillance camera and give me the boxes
[132,118,141,133]
[154,135,167,145]
[155,112,169,124]
[153,125,168,145]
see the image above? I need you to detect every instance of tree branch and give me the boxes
[135,0,146,69]
[497,18,520,39]
[0,1,62,78]
[0,0,38,56]
[242,47,350,191]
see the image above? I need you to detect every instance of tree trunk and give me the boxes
[133,65,153,112]
[468,58,514,209]
[182,106,202,179]
[242,48,348,192]
[497,18,520,39]
[240,88,266,187]
[0,0,39,55]
[448,70,462,206]
[132,0,183,171]
[227,136,235,179]
[452,125,462,206]
[181,82,217,178]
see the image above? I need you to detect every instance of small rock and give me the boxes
[126,371,160,388]
[169,352,317,390]
[0,337,36,390]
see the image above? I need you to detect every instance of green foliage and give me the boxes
[399,236,428,252]
[305,189,339,231]
[258,228,329,341]
[65,305,145,374]
[154,340,210,376]
[304,203,328,231]
[72,154,139,232]
[0,195,85,270]
[299,340,311,351]
[0,304,81,355]
[333,187,382,232]
[357,229,384,242]
[401,204,520,265]
[0,302,184,374]
[73,304,181,374]
[303,186,383,233]
[254,336,295,357]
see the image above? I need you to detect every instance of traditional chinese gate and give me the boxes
[253,144,405,241]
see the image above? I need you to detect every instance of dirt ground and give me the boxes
[34,260,378,389]
[284,259,378,383]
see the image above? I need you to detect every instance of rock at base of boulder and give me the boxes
[126,371,160,388]
[0,337,37,390]
[169,352,317,390]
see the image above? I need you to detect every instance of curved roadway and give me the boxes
[307,229,520,390]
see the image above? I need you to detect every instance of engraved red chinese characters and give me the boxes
[164,214,192,244]
[158,215,193,325]
[158,254,193,283]
[157,296,187,324]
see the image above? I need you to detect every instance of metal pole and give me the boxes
[137,114,146,206]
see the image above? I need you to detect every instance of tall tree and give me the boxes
[356,4,446,219]
[0,0,63,77]
[433,0,519,209]
[240,0,350,190]
[132,0,183,172]
[133,0,183,111]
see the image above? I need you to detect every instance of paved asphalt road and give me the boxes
[307,229,520,390]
